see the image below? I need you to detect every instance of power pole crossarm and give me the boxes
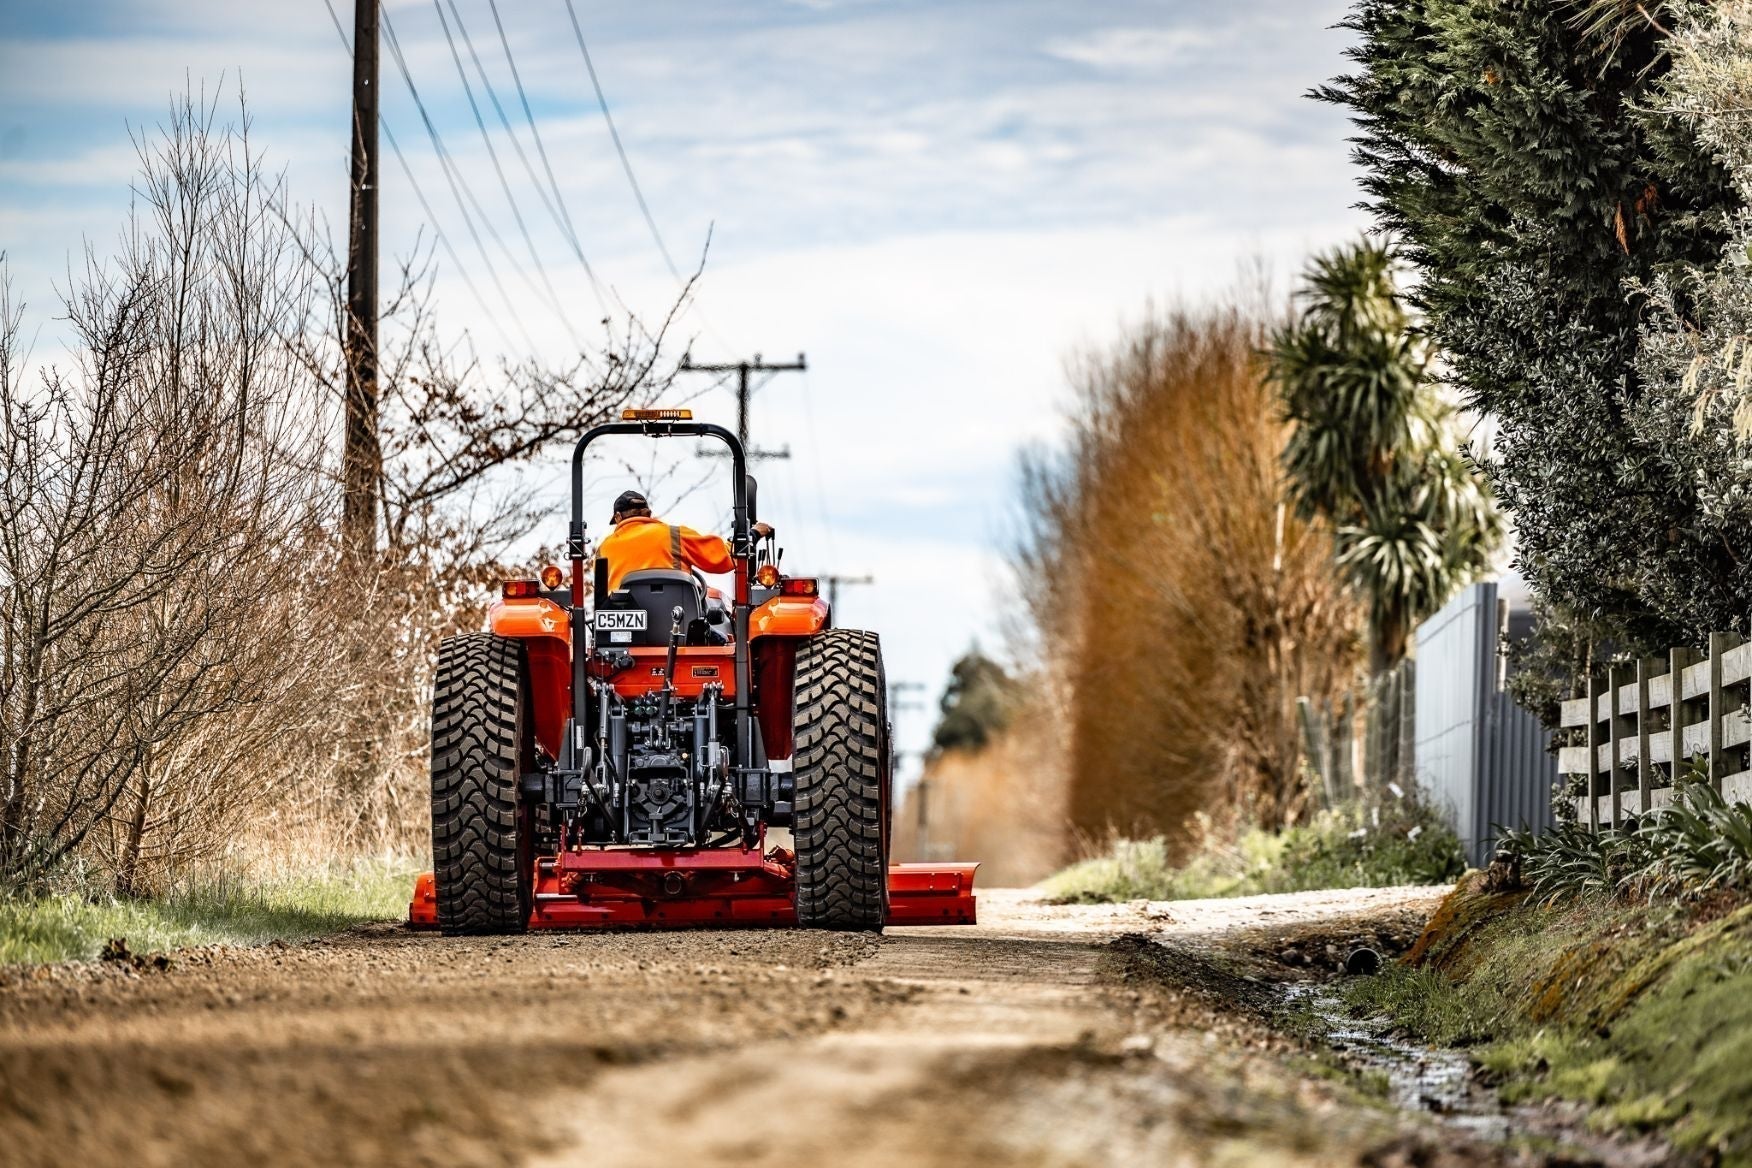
[823,573,874,613]
[342,0,381,564]
[679,352,806,462]
[889,680,928,712]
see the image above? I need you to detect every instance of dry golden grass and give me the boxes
[1017,301,1359,854]
[893,705,1069,886]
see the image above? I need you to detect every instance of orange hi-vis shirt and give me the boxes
[598,516,735,592]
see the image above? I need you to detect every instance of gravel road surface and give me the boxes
[1,884,1549,1167]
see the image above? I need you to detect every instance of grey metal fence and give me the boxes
[1413,582,1556,865]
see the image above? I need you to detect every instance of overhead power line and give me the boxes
[321,0,517,353]
[561,0,685,286]
[382,5,604,353]
[798,368,842,567]
[432,0,587,346]
[487,0,611,314]
[378,7,541,353]
[450,0,611,319]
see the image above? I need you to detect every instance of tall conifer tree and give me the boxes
[1320,1,1740,648]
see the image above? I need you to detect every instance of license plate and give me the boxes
[594,609,647,632]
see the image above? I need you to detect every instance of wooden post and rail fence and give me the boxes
[1557,633,1752,829]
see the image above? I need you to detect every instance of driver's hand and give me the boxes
[753,521,775,540]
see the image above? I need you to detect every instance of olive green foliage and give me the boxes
[1043,793,1464,903]
[1267,242,1500,675]
[1346,879,1752,1163]
[929,650,1018,754]
[0,856,417,965]
[1320,0,1740,653]
[1634,3,1752,611]
[1503,596,1613,733]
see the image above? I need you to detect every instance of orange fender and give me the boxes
[489,596,569,643]
[749,595,829,639]
[488,597,570,760]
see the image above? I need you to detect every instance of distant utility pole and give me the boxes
[823,573,874,613]
[889,680,929,714]
[342,0,381,563]
[678,352,807,461]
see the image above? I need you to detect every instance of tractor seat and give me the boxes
[612,570,709,646]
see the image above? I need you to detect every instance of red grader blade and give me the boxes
[409,849,977,930]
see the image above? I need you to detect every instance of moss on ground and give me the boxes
[1343,874,1752,1164]
[0,856,420,964]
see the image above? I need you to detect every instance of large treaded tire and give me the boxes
[792,629,890,931]
[430,633,533,935]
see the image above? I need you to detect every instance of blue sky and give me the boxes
[0,0,1366,776]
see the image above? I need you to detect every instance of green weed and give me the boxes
[1499,782,1752,905]
[1043,798,1465,904]
[0,854,419,965]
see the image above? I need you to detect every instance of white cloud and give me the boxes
[1044,27,1215,71]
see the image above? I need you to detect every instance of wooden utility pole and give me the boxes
[823,573,874,614]
[342,0,381,563]
[678,352,806,461]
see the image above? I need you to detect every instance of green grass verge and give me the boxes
[1340,877,1752,1164]
[1042,801,1466,903]
[0,856,421,965]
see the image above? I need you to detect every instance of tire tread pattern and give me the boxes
[430,633,530,935]
[792,629,888,931]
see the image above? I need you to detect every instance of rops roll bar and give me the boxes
[567,420,754,772]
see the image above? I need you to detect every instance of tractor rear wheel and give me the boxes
[430,633,533,935]
[792,629,890,931]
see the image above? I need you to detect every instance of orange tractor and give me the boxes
[409,410,976,932]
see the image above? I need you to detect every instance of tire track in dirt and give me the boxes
[525,891,1480,1168]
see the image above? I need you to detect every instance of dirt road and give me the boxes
[0,885,1522,1167]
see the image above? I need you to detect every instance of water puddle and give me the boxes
[1280,983,1683,1166]
[1283,982,1512,1142]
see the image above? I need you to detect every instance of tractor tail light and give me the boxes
[755,564,781,588]
[539,564,564,590]
[781,577,819,598]
[502,579,539,599]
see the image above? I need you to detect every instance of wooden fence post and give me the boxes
[1297,697,1336,809]
[1398,659,1417,790]
[1325,697,1342,806]
[1609,663,1632,828]
[1586,673,1603,830]
[1671,646,1696,789]
[1709,632,1729,793]
[1337,692,1355,798]
[1637,656,1657,816]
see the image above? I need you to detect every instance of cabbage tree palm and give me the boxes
[1268,241,1501,676]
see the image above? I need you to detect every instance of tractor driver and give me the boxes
[597,489,773,593]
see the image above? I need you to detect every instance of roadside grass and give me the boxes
[1043,800,1466,903]
[1340,877,1752,1164]
[0,855,421,965]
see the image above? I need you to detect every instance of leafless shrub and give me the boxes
[0,91,331,889]
[0,84,680,893]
